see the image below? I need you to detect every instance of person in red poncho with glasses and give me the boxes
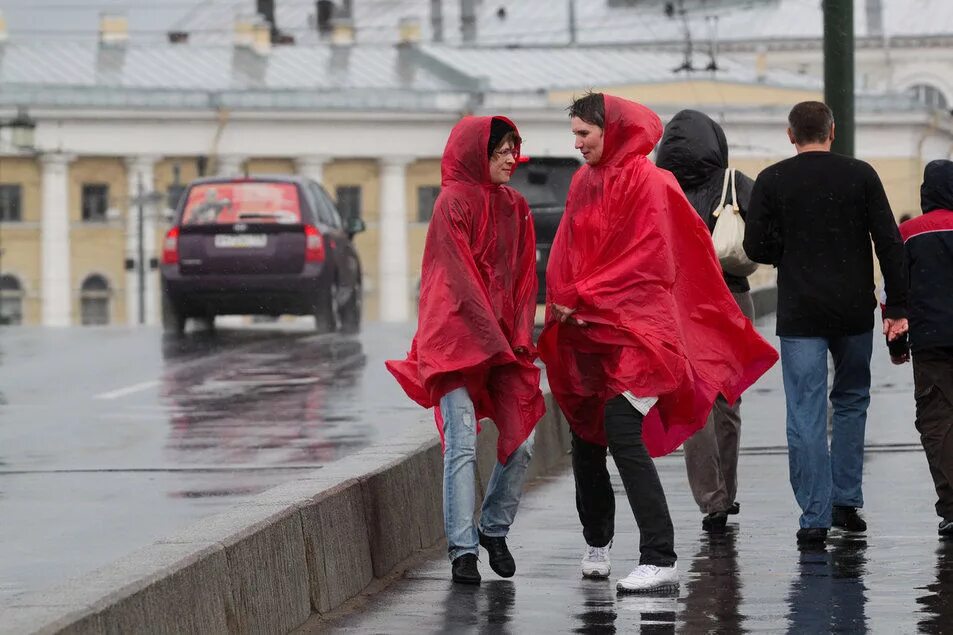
[538,93,778,594]
[387,116,544,585]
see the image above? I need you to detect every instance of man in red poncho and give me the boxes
[386,116,544,585]
[538,93,778,593]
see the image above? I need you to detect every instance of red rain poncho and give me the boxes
[386,116,545,463]
[538,96,778,457]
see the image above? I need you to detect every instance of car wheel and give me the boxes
[162,294,186,335]
[338,280,362,334]
[313,282,338,334]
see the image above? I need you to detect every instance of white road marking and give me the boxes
[94,380,160,401]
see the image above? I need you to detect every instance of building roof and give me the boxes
[0,41,453,92]
[421,44,822,92]
[3,0,949,47]
[0,38,824,111]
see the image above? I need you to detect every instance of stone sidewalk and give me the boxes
[312,325,953,633]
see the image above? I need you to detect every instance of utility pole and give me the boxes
[823,0,854,157]
[568,0,577,46]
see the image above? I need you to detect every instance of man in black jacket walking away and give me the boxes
[656,109,757,534]
[897,160,953,538]
[743,101,908,546]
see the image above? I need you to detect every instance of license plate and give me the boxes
[214,234,267,248]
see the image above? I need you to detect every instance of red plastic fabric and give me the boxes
[538,96,779,457]
[386,116,545,463]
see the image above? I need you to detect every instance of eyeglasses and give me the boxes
[492,147,520,160]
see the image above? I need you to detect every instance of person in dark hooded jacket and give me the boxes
[655,109,757,533]
[897,159,953,537]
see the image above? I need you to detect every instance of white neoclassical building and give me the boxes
[1,4,951,326]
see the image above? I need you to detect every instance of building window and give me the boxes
[907,84,949,111]
[417,185,441,222]
[0,184,22,222]
[0,274,24,325]
[335,185,362,223]
[82,184,110,222]
[80,274,111,325]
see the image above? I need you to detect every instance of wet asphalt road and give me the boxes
[314,320,953,633]
[0,321,423,602]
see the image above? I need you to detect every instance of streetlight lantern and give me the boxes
[6,107,36,151]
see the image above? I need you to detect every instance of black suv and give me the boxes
[508,157,581,303]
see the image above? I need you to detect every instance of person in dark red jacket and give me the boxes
[386,116,544,585]
[897,159,953,538]
[539,93,777,593]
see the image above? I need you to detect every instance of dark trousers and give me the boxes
[572,395,677,566]
[913,347,953,521]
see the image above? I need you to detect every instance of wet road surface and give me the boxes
[316,321,953,633]
[0,321,423,602]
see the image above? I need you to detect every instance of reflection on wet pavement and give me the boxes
[321,450,953,634]
[917,539,953,633]
[680,529,744,633]
[162,333,368,473]
[786,536,868,633]
[0,323,424,602]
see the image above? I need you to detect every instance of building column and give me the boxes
[124,155,160,326]
[378,156,413,323]
[40,153,73,327]
[216,155,247,177]
[294,155,332,185]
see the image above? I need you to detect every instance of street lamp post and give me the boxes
[0,107,37,326]
[128,175,165,326]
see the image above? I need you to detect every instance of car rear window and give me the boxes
[181,182,302,225]
[508,158,579,209]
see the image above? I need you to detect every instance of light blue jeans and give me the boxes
[440,387,535,562]
[780,331,873,529]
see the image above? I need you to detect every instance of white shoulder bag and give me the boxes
[711,168,760,277]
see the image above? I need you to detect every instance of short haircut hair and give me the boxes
[788,101,834,145]
[568,91,606,129]
[491,130,521,156]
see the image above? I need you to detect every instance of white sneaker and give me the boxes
[616,563,679,593]
[581,544,611,579]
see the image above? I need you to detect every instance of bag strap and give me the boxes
[729,168,738,209]
[718,168,730,208]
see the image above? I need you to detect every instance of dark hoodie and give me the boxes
[655,109,755,293]
[899,159,953,351]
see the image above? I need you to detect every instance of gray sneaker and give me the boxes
[581,544,611,579]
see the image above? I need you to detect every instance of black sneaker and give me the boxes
[832,506,867,532]
[451,553,481,585]
[479,531,516,578]
[727,502,740,515]
[796,527,828,546]
[702,511,728,533]
[939,519,953,538]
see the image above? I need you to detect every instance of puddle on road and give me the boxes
[159,332,372,470]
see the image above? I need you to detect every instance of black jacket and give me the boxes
[744,151,907,337]
[900,160,953,351]
[656,109,754,293]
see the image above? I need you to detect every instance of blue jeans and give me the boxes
[440,387,535,562]
[780,332,873,529]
